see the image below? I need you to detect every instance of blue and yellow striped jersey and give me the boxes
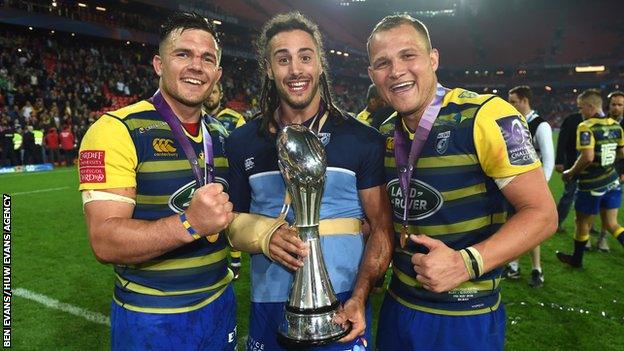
[575,117,624,192]
[380,88,540,316]
[79,100,232,314]
[215,107,245,134]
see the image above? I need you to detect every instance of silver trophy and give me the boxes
[276,124,350,346]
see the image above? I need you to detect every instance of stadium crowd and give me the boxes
[0,25,372,167]
[0,23,592,169]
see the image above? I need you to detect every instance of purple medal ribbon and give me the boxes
[394,84,447,236]
[150,90,214,187]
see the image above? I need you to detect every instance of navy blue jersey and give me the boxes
[226,113,385,303]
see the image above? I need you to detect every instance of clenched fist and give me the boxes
[184,183,235,236]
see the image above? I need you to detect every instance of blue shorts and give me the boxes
[111,285,237,351]
[247,291,371,351]
[575,186,622,215]
[376,293,506,351]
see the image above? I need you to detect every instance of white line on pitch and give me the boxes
[10,186,71,196]
[14,288,110,326]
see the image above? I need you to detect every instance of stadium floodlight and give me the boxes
[71,33,75,36]
[77,2,87,7]
[213,20,222,25]
[50,30,55,34]
[545,85,552,92]
[28,27,33,30]
[52,1,57,7]
[330,49,335,54]
[574,65,605,73]
[96,6,106,11]
[343,52,349,57]
[492,89,498,94]
[336,51,343,55]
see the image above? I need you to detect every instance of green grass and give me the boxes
[2,162,624,350]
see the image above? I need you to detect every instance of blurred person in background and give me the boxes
[59,123,75,166]
[557,89,624,268]
[504,85,554,288]
[44,126,60,166]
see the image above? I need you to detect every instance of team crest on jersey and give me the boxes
[387,178,443,220]
[436,131,450,155]
[386,137,394,151]
[318,132,331,146]
[168,177,229,213]
[496,115,537,166]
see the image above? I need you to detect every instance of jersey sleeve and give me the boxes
[78,115,138,190]
[474,97,541,178]
[225,134,252,213]
[576,122,594,150]
[356,129,386,189]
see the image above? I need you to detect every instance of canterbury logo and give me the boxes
[152,139,177,153]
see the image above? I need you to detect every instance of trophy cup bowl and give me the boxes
[276,124,350,346]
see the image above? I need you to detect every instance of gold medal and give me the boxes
[400,225,409,248]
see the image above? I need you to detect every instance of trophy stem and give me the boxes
[277,226,350,345]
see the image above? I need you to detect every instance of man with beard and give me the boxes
[205,81,246,133]
[593,90,624,252]
[226,12,394,351]
[367,15,557,350]
[205,81,246,279]
[78,12,237,350]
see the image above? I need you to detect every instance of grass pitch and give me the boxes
[2,162,624,350]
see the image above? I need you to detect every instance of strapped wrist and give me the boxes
[459,246,484,279]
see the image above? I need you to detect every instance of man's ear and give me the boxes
[153,55,163,77]
[430,48,440,72]
[265,60,274,80]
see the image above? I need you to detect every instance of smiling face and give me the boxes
[153,28,222,109]
[367,24,439,121]
[266,29,322,111]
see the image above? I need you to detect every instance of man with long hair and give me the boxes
[226,12,393,351]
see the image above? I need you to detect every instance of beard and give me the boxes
[275,80,320,110]
[162,81,208,109]
[204,98,220,112]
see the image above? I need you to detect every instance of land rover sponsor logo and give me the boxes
[168,177,229,213]
[387,178,443,220]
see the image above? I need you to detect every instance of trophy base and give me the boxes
[277,304,351,347]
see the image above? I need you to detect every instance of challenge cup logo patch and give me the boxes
[496,115,538,166]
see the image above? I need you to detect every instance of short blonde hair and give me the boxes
[577,89,603,109]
